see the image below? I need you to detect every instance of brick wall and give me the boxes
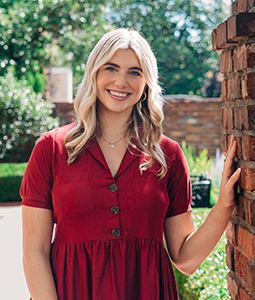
[212,0,255,298]
[54,97,223,157]
[163,96,223,157]
[52,102,76,127]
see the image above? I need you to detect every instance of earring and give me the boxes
[140,92,147,102]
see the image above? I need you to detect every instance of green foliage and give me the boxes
[174,208,229,299]
[181,141,213,177]
[181,141,223,207]
[107,0,229,95]
[26,64,46,93]
[0,0,112,92]
[209,169,221,207]
[0,68,59,162]
[0,176,23,202]
[1,0,230,95]
[173,267,199,299]
[0,162,27,177]
[0,163,27,202]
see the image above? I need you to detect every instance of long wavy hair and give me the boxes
[64,28,167,179]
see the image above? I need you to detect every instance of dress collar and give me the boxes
[85,137,141,179]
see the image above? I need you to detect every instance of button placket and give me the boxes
[109,183,121,237]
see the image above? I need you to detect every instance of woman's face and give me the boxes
[96,49,147,117]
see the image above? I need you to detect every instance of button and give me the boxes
[109,184,118,192]
[112,228,120,237]
[111,206,119,214]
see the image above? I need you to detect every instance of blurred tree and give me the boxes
[0,67,59,162]
[107,0,229,96]
[0,0,112,93]
[0,0,229,96]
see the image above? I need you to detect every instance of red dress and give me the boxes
[20,123,192,300]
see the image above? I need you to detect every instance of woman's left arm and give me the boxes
[164,136,241,275]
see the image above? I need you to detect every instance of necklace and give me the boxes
[100,134,126,148]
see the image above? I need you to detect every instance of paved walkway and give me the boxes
[0,204,30,300]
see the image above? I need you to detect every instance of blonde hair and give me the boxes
[65,28,167,179]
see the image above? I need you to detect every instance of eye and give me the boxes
[130,70,141,77]
[105,66,116,72]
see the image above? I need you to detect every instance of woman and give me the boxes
[21,28,240,300]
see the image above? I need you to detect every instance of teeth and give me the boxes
[109,90,128,97]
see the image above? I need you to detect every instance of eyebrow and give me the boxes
[104,62,143,72]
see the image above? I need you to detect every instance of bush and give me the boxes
[0,163,27,202]
[181,141,214,178]
[173,267,200,299]
[181,142,224,207]
[0,68,59,162]
[174,208,229,299]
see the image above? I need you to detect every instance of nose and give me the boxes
[114,73,128,88]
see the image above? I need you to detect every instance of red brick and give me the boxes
[222,107,228,129]
[241,106,249,130]
[246,262,255,291]
[235,135,243,159]
[226,220,237,246]
[228,107,235,129]
[232,1,238,15]
[247,105,255,130]
[240,165,255,191]
[216,21,228,49]
[221,79,228,101]
[244,43,255,69]
[237,226,255,259]
[242,135,255,161]
[228,76,242,100]
[235,76,242,100]
[227,13,255,42]
[242,73,255,99]
[234,107,242,130]
[227,78,235,101]
[237,0,249,12]
[235,250,248,280]
[221,50,233,73]
[239,287,254,300]
[226,243,235,272]
[233,44,255,71]
[236,105,255,130]
[233,46,243,71]
[211,29,219,52]
[245,198,255,226]
[235,194,245,219]
[227,273,239,299]
[215,21,237,51]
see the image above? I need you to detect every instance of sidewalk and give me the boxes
[0,203,30,300]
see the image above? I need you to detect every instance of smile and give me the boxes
[108,90,130,97]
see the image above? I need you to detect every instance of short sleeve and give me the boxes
[20,132,54,210]
[165,142,192,218]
